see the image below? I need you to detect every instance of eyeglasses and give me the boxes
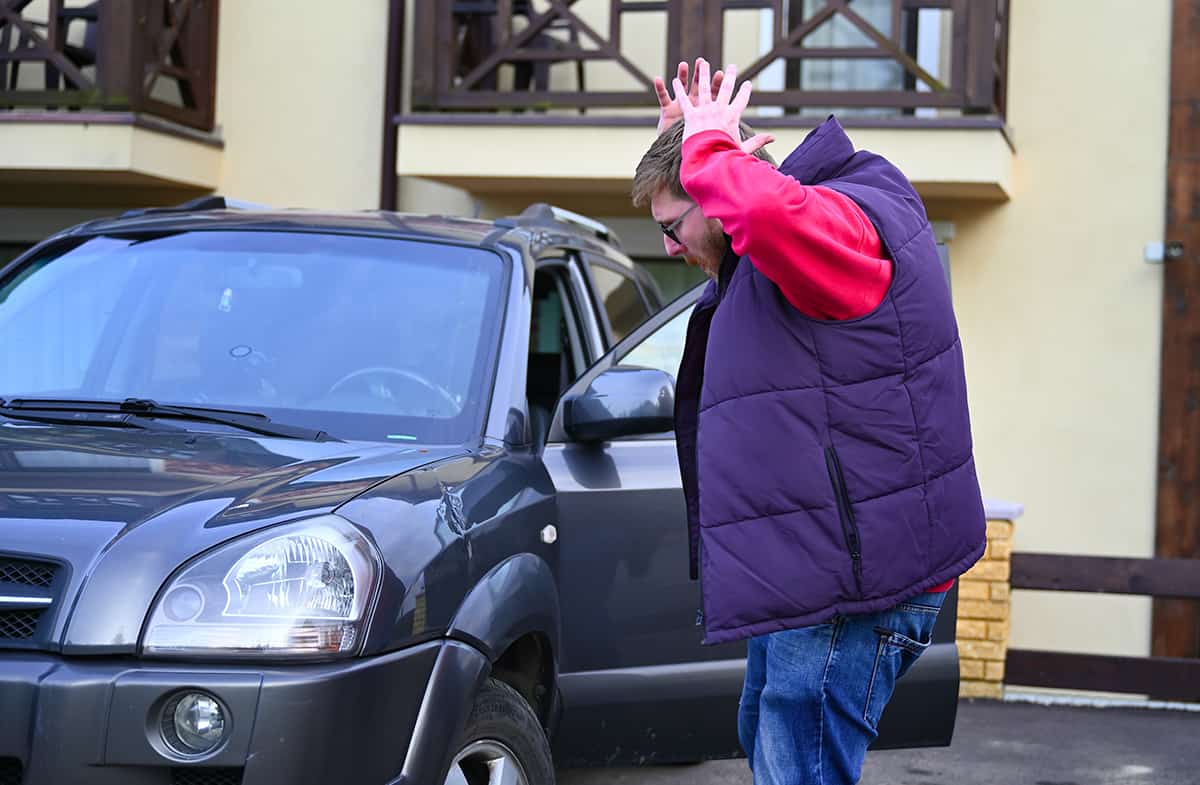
[658,204,697,244]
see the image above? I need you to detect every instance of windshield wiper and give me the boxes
[0,405,186,432]
[0,398,335,442]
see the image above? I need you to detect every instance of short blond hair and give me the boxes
[632,121,775,208]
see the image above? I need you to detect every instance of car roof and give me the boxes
[44,198,658,305]
[67,207,505,248]
[61,199,631,265]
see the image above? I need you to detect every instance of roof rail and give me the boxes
[496,203,623,249]
[119,195,272,220]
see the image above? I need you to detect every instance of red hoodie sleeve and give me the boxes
[680,130,891,320]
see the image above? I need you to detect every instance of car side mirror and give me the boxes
[562,367,675,442]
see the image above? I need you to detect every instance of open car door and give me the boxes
[545,284,961,765]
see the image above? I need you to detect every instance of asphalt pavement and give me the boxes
[557,698,1200,785]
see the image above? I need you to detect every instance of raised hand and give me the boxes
[655,58,724,135]
[672,60,773,156]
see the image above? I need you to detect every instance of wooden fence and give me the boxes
[1006,553,1200,701]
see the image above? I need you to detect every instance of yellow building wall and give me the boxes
[206,1,1170,665]
[928,1,1170,660]
[502,0,1168,666]
[214,0,390,209]
[394,1,1172,665]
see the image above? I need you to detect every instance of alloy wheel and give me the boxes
[444,739,531,785]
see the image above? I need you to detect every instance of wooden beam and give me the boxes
[1011,553,1200,599]
[1006,649,1200,702]
[379,0,403,211]
[962,0,998,110]
[1153,0,1200,659]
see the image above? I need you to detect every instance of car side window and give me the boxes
[589,262,652,344]
[528,265,590,444]
[616,306,690,380]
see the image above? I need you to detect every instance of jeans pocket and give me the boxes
[863,626,934,728]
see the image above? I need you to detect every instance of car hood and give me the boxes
[0,422,467,653]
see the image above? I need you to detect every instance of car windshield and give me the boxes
[0,230,508,443]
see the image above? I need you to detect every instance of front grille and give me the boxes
[171,768,244,785]
[0,609,42,640]
[0,556,61,649]
[0,757,23,785]
[0,558,55,588]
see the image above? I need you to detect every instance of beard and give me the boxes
[686,223,728,280]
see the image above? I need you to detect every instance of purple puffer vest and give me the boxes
[675,117,986,645]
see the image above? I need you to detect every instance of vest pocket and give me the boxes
[824,446,864,597]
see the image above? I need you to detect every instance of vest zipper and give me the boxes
[824,446,864,597]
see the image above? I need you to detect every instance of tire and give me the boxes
[445,677,555,785]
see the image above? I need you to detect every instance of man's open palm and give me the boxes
[672,60,773,156]
[655,59,723,135]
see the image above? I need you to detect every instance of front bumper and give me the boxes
[0,641,446,785]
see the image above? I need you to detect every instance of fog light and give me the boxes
[162,692,227,756]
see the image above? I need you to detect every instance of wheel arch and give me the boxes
[448,553,561,726]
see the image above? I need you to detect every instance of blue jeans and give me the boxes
[738,591,946,785]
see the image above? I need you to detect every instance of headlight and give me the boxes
[142,515,381,659]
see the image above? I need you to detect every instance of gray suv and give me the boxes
[0,200,960,785]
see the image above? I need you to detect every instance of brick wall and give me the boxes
[956,518,1015,698]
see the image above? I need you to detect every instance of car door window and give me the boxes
[528,264,592,444]
[588,262,651,344]
[617,306,689,380]
[546,283,700,445]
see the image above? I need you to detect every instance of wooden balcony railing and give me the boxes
[403,0,1008,122]
[0,0,219,131]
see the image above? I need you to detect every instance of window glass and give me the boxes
[638,259,705,303]
[617,307,690,380]
[795,0,909,119]
[0,231,507,443]
[0,240,139,394]
[589,263,650,343]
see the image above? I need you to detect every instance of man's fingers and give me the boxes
[730,79,753,116]
[716,64,736,105]
[671,78,693,115]
[741,133,774,155]
[654,76,672,109]
[696,59,712,105]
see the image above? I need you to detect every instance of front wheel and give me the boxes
[445,678,555,785]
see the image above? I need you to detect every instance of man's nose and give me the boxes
[664,234,685,255]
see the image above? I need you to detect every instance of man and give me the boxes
[632,59,986,785]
